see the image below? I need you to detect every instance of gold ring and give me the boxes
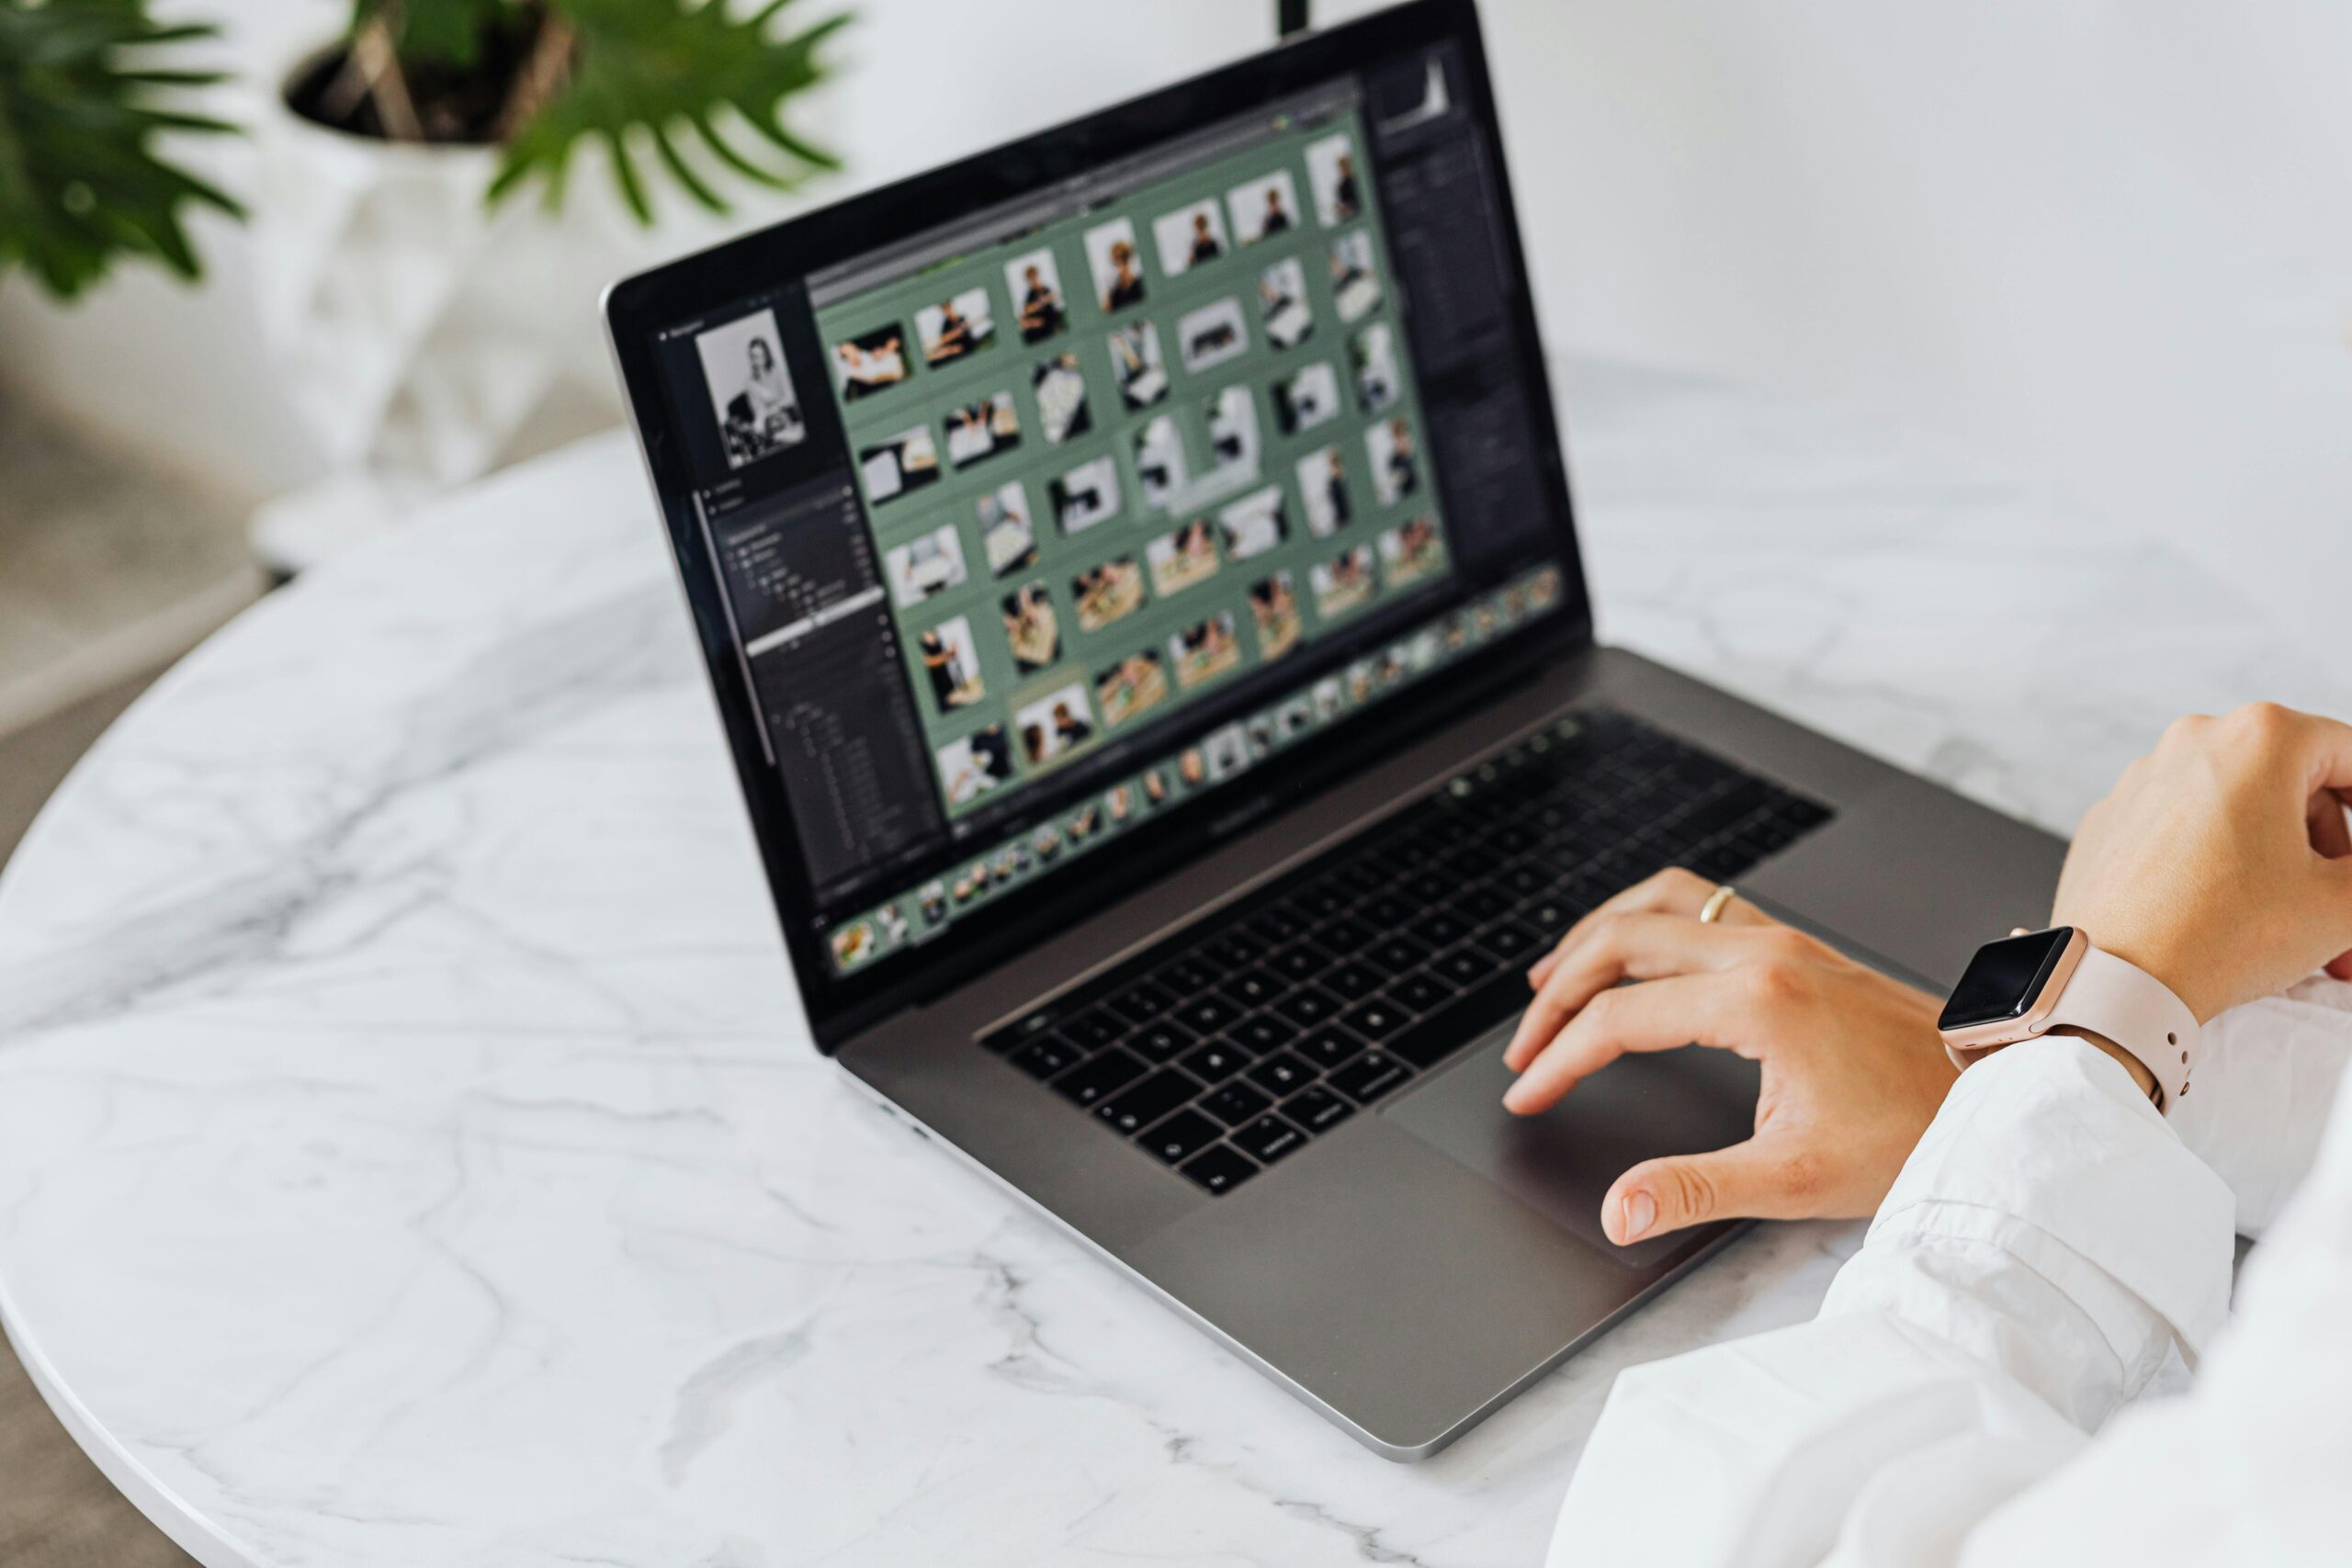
[1698,885,1738,925]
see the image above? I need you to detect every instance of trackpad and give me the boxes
[1384,1032,1761,1269]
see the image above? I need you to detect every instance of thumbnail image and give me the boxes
[919,880,948,923]
[1071,554,1147,633]
[1084,217,1148,313]
[936,723,1016,807]
[1270,359,1341,434]
[1133,414,1190,513]
[1006,248,1068,343]
[1170,611,1244,691]
[1108,321,1170,411]
[883,520,967,607]
[831,917,879,970]
[1031,352,1092,445]
[1152,198,1229,276]
[1227,170,1301,246]
[1351,319,1400,412]
[1203,721,1251,780]
[1106,784,1134,824]
[1379,516,1446,588]
[1257,256,1313,351]
[1216,485,1289,561]
[1249,570,1303,660]
[1015,682,1100,771]
[1143,767,1170,804]
[1146,518,1221,597]
[1368,416,1420,504]
[695,308,805,468]
[1275,693,1315,740]
[1177,296,1250,374]
[1312,675,1345,721]
[1201,384,1261,482]
[1298,445,1352,536]
[915,288,995,366]
[1033,822,1063,863]
[831,321,910,401]
[1048,454,1123,534]
[1000,580,1061,671]
[916,615,986,714]
[1329,230,1384,321]
[1311,545,1377,620]
[1246,714,1275,760]
[859,424,942,503]
[944,390,1021,470]
[1094,649,1171,728]
[1306,133,1363,227]
[1179,747,1208,786]
[978,481,1038,577]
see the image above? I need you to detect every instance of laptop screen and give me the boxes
[612,5,1584,1038]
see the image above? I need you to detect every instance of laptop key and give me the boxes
[1246,1051,1315,1096]
[1391,970,1457,1013]
[1268,942,1332,981]
[1010,1035,1080,1079]
[1097,1069,1204,1135]
[1061,1010,1125,1052]
[1435,947,1502,987]
[1273,987,1341,1026]
[1179,1041,1249,1084]
[1220,968,1287,1009]
[1054,1047,1147,1107]
[1200,1080,1272,1126]
[1177,996,1242,1034]
[1340,998,1408,1040]
[1320,961,1382,999]
[1139,1108,1221,1166]
[1128,1019,1196,1063]
[1230,1114,1308,1166]
[1389,972,1531,1069]
[1180,1144,1259,1195]
[1329,1051,1411,1104]
[1480,921,1540,962]
[1295,1025,1368,1069]
[1283,1084,1355,1133]
[1107,982,1176,1024]
[1228,1014,1298,1055]
[1411,910,1471,948]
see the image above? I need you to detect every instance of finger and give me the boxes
[1527,867,1771,987]
[2308,786,2352,860]
[2281,708,2352,795]
[1504,913,1788,1072]
[1504,969,1757,1115]
[1600,1142,1792,1245]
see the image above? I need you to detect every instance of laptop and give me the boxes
[603,0,2064,1461]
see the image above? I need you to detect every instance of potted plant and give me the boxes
[250,0,847,572]
[0,1,243,300]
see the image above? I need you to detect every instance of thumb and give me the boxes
[1601,1144,1784,1246]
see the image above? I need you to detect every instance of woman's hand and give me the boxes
[1502,868,1956,1247]
[2052,703,2352,1022]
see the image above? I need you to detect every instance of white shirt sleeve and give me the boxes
[1544,970,2352,1567]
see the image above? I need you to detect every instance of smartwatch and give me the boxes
[1937,926,2199,1111]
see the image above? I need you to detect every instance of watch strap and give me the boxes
[2041,944,2199,1110]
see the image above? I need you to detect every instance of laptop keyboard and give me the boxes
[978,708,1833,1197]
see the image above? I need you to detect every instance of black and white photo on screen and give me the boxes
[1305,132,1363,227]
[1227,169,1301,246]
[1271,359,1341,434]
[1031,351,1092,444]
[831,321,910,401]
[1084,217,1148,313]
[695,308,806,468]
[1151,197,1230,276]
[1004,247,1069,343]
[1049,454,1124,534]
[1109,320,1170,411]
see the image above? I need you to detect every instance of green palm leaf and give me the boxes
[489,0,845,223]
[0,0,243,300]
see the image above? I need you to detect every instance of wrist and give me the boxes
[2049,1026,2161,1104]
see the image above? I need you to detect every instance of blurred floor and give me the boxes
[0,394,242,1568]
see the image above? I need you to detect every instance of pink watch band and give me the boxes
[2041,943,2199,1110]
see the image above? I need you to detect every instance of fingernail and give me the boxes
[1621,1190,1656,1242]
[1502,1084,1532,1113]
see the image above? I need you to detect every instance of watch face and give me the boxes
[1939,926,2076,1032]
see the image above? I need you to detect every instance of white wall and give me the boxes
[6,1,2347,667]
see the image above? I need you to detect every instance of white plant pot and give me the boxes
[246,45,823,574]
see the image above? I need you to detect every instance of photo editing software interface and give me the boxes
[646,42,1565,979]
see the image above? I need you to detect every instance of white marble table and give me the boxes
[1,362,2340,1568]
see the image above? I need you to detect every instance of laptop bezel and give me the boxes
[605,0,1594,1051]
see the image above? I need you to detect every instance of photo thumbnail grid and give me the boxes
[810,107,1453,837]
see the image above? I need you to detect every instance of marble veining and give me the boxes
[0,361,2338,1568]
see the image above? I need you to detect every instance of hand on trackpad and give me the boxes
[1385,1033,1760,1268]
